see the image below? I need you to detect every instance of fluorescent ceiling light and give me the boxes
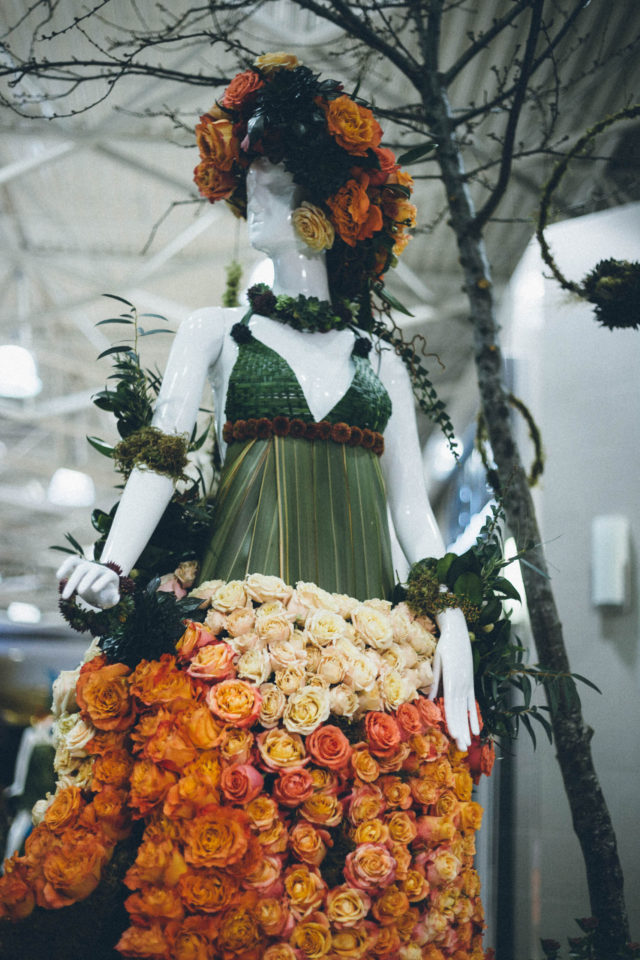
[0,345,42,399]
[47,468,95,507]
[7,602,42,624]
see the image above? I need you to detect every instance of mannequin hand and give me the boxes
[429,607,479,751]
[57,556,121,609]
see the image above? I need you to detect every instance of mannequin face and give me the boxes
[246,157,303,255]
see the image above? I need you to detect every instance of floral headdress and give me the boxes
[194,52,416,308]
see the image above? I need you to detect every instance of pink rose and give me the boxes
[344,843,397,891]
[220,763,264,804]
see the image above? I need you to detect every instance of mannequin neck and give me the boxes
[270,248,331,301]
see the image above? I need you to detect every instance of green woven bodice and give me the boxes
[224,333,392,432]
[199,324,395,599]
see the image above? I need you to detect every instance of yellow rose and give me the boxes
[284,865,326,919]
[254,52,300,73]
[257,728,307,770]
[330,923,370,958]
[292,202,335,252]
[211,579,247,613]
[353,818,389,845]
[283,685,330,735]
[326,885,370,928]
[290,919,332,958]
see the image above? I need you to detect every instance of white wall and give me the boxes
[503,204,640,957]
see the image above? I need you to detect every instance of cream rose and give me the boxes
[64,716,96,757]
[379,670,416,711]
[283,685,330,735]
[245,573,292,604]
[82,637,103,663]
[416,659,434,691]
[258,683,287,728]
[331,593,360,619]
[363,598,392,615]
[292,582,339,615]
[211,579,247,613]
[275,665,307,694]
[390,603,412,642]
[225,630,261,657]
[292,202,335,252]
[407,621,437,657]
[188,579,225,606]
[346,652,379,692]
[204,609,227,634]
[269,634,307,670]
[304,609,348,647]
[31,794,53,826]
[256,610,293,645]
[51,669,80,716]
[237,647,272,685]
[317,647,347,684]
[353,604,394,650]
[226,605,256,637]
[356,685,383,714]
[329,684,359,718]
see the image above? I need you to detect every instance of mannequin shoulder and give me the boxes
[174,305,244,357]
[374,339,411,389]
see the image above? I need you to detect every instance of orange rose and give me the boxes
[92,748,133,789]
[306,724,352,770]
[195,117,239,171]
[395,905,419,941]
[453,768,473,802]
[194,160,235,203]
[219,726,255,765]
[0,853,34,920]
[289,822,329,866]
[44,785,84,832]
[435,790,461,821]
[386,809,417,844]
[222,69,264,110]
[41,831,109,908]
[369,146,399,185]
[416,815,456,845]
[350,743,380,782]
[380,776,412,809]
[246,795,279,831]
[353,818,389,845]
[115,923,168,959]
[76,661,135,731]
[85,728,127,755]
[178,867,237,913]
[130,655,194,706]
[129,758,178,816]
[326,175,382,247]
[370,924,401,958]
[402,868,430,902]
[416,696,444,728]
[396,702,424,738]
[88,786,131,841]
[326,885,370,928]
[257,818,289,855]
[163,772,218,819]
[273,767,314,807]
[329,922,371,958]
[254,897,293,937]
[207,679,262,728]
[300,792,343,827]
[125,836,187,889]
[187,749,222,790]
[459,800,484,833]
[182,806,250,868]
[365,711,401,756]
[290,917,332,958]
[180,703,223,750]
[348,783,386,825]
[124,884,184,921]
[172,928,212,960]
[144,718,198,771]
[218,903,262,953]
[264,945,298,960]
[325,95,382,155]
[382,193,417,228]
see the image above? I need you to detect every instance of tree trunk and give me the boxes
[420,74,630,956]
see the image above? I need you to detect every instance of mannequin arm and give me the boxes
[58,309,226,607]
[379,348,479,749]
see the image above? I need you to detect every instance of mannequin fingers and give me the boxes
[93,570,117,594]
[467,693,481,737]
[428,652,442,701]
[77,568,105,598]
[57,555,81,581]
[61,562,89,599]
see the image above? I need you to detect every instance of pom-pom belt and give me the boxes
[223,416,385,455]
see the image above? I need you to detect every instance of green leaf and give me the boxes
[453,572,483,604]
[95,318,134,327]
[97,345,134,360]
[65,533,85,555]
[478,596,502,625]
[493,576,521,601]
[373,283,414,317]
[397,141,437,165]
[139,328,174,336]
[382,183,412,199]
[520,712,536,748]
[87,435,115,458]
[139,313,169,321]
[49,545,78,555]
[532,710,554,743]
[102,293,135,307]
[436,552,457,583]
[572,673,602,695]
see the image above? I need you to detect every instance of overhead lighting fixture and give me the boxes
[7,602,42,624]
[47,468,95,507]
[0,344,42,398]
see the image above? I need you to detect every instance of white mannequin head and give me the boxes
[245,157,330,300]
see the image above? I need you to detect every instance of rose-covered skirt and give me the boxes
[0,576,494,960]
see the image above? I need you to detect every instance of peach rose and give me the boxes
[187,641,236,681]
[316,647,347,684]
[344,843,397,892]
[325,94,382,155]
[206,679,262,728]
[226,605,256,636]
[273,767,315,807]
[182,806,250,868]
[306,724,352,770]
[221,763,264,804]
[244,854,284,896]
[326,885,371,928]
[177,621,217,659]
[275,664,307,694]
[365,711,401,755]
[292,202,335,251]
[76,661,135,731]
[222,69,264,110]
[289,821,329,866]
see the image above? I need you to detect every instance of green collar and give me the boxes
[246,283,358,334]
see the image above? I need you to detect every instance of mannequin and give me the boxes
[58,158,479,750]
